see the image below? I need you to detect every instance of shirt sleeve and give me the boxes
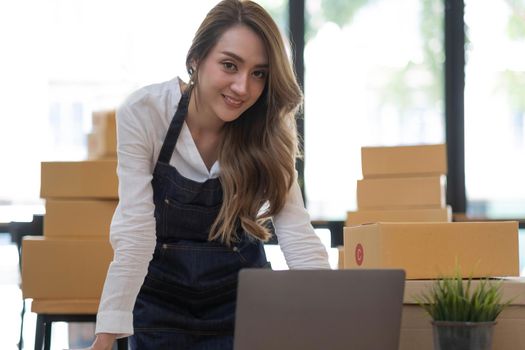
[273,175,331,270]
[95,99,157,338]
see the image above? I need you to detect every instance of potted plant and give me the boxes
[416,272,511,350]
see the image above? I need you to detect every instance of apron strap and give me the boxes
[157,90,190,164]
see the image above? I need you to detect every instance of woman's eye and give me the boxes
[253,70,267,79]
[222,62,236,71]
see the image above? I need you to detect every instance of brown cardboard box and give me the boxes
[44,199,117,237]
[400,278,525,350]
[343,222,519,279]
[41,160,118,199]
[87,132,116,160]
[87,133,99,159]
[361,144,447,178]
[31,299,100,314]
[21,236,113,299]
[92,110,116,130]
[356,175,446,209]
[337,246,344,269]
[88,110,117,159]
[346,206,452,226]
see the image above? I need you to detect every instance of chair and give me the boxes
[31,299,128,350]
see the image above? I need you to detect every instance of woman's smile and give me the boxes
[222,94,244,108]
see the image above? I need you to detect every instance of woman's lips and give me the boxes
[222,94,243,108]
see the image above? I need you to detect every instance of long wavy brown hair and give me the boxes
[185,0,302,245]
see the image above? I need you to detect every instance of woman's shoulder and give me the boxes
[116,77,184,131]
[122,76,183,110]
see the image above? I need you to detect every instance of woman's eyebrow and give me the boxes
[220,51,269,68]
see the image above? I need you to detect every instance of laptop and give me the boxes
[234,269,405,350]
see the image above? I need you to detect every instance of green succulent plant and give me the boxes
[416,273,511,322]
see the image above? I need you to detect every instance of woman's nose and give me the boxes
[230,74,249,97]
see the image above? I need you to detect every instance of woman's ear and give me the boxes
[189,59,198,74]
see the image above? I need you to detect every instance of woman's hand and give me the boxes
[68,333,116,350]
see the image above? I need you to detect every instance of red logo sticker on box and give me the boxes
[355,243,364,266]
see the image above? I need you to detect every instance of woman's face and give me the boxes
[193,24,269,124]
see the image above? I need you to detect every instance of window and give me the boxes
[304,0,445,220]
[464,0,525,219]
[2,1,287,222]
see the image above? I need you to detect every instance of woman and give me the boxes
[89,0,330,349]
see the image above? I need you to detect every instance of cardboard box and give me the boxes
[337,246,344,269]
[88,110,117,159]
[346,206,452,226]
[87,132,116,160]
[22,236,113,299]
[361,144,447,178]
[31,299,100,314]
[41,160,118,199]
[92,110,116,130]
[343,222,519,279]
[44,199,117,237]
[356,175,446,209]
[87,133,99,159]
[400,278,525,350]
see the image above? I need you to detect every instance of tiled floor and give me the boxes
[1,230,522,349]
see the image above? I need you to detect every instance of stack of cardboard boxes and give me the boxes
[346,144,451,226]
[343,143,519,277]
[342,144,522,349]
[22,110,118,313]
[339,144,451,271]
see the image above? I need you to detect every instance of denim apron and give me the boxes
[130,91,269,349]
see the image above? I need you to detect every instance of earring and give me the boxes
[188,67,195,85]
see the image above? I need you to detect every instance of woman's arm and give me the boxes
[273,175,331,269]
[95,95,158,338]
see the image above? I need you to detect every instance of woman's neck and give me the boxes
[186,87,224,137]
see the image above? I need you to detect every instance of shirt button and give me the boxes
[232,246,239,252]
